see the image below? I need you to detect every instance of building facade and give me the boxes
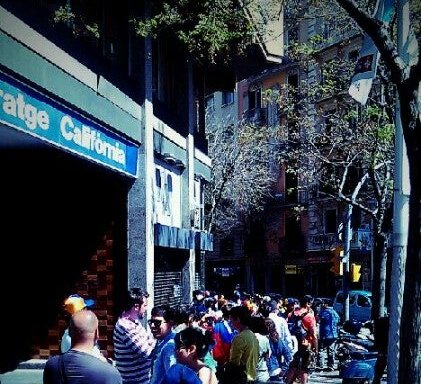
[0,0,212,368]
[206,6,377,299]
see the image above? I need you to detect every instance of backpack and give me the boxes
[288,311,308,340]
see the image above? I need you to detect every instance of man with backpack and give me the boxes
[285,295,318,384]
[316,299,340,371]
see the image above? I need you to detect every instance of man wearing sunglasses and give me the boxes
[149,305,177,384]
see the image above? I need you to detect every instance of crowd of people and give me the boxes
[43,287,342,384]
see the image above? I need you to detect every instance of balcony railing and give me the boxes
[308,233,338,250]
[308,226,373,251]
[244,107,267,126]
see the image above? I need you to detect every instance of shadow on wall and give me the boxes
[0,149,129,372]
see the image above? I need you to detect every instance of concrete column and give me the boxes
[127,0,155,304]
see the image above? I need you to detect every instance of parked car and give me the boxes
[333,290,372,323]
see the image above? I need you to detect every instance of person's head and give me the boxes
[300,294,314,309]
[229,305,252,331]
[286,298,297,312]
[269,299,278,313]
[174,327,213,365]
[149,305,176,340]
[124,288,150,319]
[63,294,95,316]
[322,298,332,308]
[193,290,204,302]
[250,316,268,335]
[174,305,191,327]
[69,310,99,347]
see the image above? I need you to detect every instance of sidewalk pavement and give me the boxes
[0,359,45,384]
[0,359,386,384]
[0,359,344,384]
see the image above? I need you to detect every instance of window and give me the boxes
[154,164,181,226]
[222,91,234,106]
[220,237,234,257]
[248,88,261,110]
[288,73,299,89]
[351,208,362,231]
[155,169,161,188]
[323,20,333,40]
[348,50,359,64]
[325,209,337,234]
[287,25,299,47]
[167,174,173,192]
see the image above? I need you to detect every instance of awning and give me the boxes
[154,224,213,251]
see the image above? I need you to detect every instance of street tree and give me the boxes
[204,116,278,235]
[326,1,420,381]
[273,61,395,319]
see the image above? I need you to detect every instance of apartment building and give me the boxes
[206,6,376,298]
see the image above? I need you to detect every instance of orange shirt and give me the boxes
[293,308,318,350]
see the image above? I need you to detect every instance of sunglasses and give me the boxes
[148,319,167,327]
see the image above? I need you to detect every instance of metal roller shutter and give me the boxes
[154,271,183,307]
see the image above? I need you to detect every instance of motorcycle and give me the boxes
[335,320,378,384]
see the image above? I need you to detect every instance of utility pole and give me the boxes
[387,0,411,382]
[343,203,353,321]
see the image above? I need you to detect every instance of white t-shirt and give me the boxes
[60,328,105,360]
[254,332,271,382]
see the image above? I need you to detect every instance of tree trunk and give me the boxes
[371,232,388,319]
[398,87,421,384]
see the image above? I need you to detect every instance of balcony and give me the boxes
[308,233,339,251]
[267,188,308,207]
[308,226,372,252]
[350,226,372,250]
[244,107,267,126]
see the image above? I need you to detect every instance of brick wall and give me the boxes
[34,229,116,359]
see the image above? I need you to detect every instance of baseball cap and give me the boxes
[63,294,95,315]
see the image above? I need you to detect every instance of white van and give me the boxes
[333,290,372,323]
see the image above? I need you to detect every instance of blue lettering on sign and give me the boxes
[0,73,138,177]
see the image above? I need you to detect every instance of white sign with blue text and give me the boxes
[0,73,138,177]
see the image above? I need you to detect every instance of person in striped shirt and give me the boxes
[113,288,157,384]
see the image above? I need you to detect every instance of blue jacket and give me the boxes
[318,307,340,339]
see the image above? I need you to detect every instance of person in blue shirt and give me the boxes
[149,305,177,384]
[316,299,340,371]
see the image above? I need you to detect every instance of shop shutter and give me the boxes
[154,271,183,307]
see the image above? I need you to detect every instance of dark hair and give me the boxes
[264,318,279,342]
[151,304,176,322]
[250,316,268,335]
[124,288,149,310]
[300,295,314,307]
[175,327,214,359]
[229,305,252,326]
[174,305,191,325]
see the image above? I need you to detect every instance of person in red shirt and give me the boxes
[285,295,318,384]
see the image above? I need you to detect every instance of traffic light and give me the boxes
[351,263,362,282]
[330,247,343,276]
